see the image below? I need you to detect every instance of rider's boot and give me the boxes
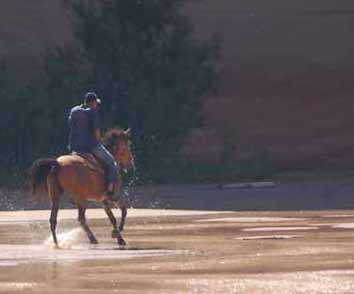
[105,181,121,201]
[105,183,115,199]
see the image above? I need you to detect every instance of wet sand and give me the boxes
[0,208,354,293]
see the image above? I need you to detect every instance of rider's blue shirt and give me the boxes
[68,104,101,153]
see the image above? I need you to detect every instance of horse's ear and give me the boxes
[124,128,131,137]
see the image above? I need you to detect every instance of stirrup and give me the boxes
[105,187,116,201]
[106,190,114,197]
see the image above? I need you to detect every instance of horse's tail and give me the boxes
[30,158,60,195]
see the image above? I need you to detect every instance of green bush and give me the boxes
[0,0,221,184]
[69,0,220,168]
[0,49,88,169]
[139,151,276,184]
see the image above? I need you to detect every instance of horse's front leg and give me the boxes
[78,205,98,244]
[119,205,127,232]
[103,200,126,246]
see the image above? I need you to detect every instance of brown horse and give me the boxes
[30,128,134,246]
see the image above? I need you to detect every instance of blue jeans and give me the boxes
[92,143,119,184]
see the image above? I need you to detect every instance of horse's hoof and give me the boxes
[111,230,119,238]
[118,237,126,246]
[90,238,99,244]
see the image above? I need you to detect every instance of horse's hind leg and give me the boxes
[47,172,62,246]
[103,201,126,246]
[78,205,98,244]
[49,201,59,246]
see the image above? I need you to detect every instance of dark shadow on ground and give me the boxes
[130,179,354,211]
[1,178,354,211]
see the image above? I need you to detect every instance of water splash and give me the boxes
[121,143,139,207]
[44,228,88,249]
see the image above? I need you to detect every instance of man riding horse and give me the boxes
[68,92,119,200]
[30,91,133,246]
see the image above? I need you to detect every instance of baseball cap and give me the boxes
[84,92,101,104]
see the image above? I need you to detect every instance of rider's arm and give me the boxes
[92,109,102,142]
[94,128,101,141]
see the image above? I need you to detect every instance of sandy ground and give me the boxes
[0,208,354,293]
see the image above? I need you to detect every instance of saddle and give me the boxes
[71,152,106,175]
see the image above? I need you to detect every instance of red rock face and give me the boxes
[183,0,354,168]
[2,0,354,168]
[0,0,74,76]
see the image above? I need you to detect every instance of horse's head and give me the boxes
[102,128,134,170]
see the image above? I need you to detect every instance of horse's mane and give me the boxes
[102,128,129,152]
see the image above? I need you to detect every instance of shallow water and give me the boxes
[0,208,354,293]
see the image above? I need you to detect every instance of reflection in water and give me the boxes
[50,262,59,281]
[185,271,354,294]
[0,244,186,266]
[0,209,354,293]
[0,282,40,291]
